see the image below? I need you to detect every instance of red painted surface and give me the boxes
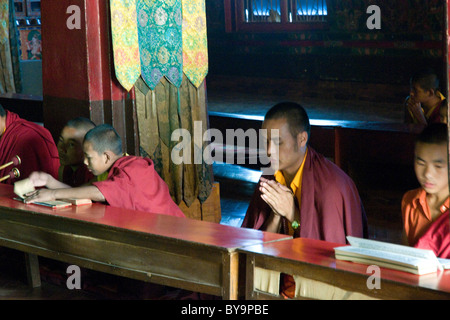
[41,0,126,102]
[0,184,290,250]
[241,237,450,293]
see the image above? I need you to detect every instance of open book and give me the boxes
[13,179,91,209]
[334,236,450,275]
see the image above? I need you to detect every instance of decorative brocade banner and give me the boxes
[0,0,9,45]
[136,0,183,90]
[182,0,208,88]
[110,0,141,92]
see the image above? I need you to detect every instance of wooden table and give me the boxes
[0,184,291,299]
[239,238,450,300]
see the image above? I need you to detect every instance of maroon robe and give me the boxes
[93,156,185,217]
[428,98,445,124]
[61,164,95,187]
[0,111,59,183]
[415,210,450,258]
[241,147,368,244]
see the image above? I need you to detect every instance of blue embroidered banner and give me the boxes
[136,0,183,90]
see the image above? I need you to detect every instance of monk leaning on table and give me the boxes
[0,104,59,183]
[241,102,368,298]
[25,124,185,218]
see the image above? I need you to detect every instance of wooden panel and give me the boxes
[179,198,202,220]
[0,219,225,295]
[201,182,221,223]
[240,238,450,300]
[0,184,291,299]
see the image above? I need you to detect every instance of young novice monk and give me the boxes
[57,117,96,187]
[405,69,446,125]
[401,123,449,250]
[25,124,185,217]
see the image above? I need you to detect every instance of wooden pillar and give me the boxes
[41,0,139,155]
[445,1,450,191]
[447,1,450,152]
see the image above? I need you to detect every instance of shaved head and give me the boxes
[83,124,122,156]
[65,117,96,136]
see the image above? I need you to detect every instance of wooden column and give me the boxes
[41,0,139,155]
[447,1,450,168]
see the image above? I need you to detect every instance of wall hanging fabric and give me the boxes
[136,0,183,90]
[110,0,141,92]
[182,0,208,88]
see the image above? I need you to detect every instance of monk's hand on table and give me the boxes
[24,188,55,204]
[28,171,51,187]
[259,177,296,222]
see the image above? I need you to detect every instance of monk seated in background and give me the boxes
[241,102,368,298]
[405,68,447,125]
[0,104,59,183]
[402,123,450,258]
[24,123,185,218]
[57,117,97,187]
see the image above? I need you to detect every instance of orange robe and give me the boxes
[401,188,449,246]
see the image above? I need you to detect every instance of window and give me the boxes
[14,0,41,18]
[225,0,328,32]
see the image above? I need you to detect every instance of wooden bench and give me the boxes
[0,184,291,299]
[239,238,450,300]
[208,112,423,170]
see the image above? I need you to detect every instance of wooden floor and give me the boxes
[0,248,103,299]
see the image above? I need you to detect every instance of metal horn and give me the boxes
[0,168,20,183]
[0,155,21,171]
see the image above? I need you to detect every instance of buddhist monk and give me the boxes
[405,68,447,125]
[57,117,96,187]
[241,102,368,298]
[414,209,450,258]
[0,104,59,184]
[402,123,450,257]
[24,124,185,217]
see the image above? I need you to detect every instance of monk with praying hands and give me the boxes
[241,102,368,298]
[405,68,447,125]
[24,124,185,218]
[242,102,367,241]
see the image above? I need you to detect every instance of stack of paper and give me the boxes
[334,236,449,275]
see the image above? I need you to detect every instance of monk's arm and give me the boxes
[55,186,105,202]
[25,185,105,203]
[263,213,282,233]
[28,171,71,189]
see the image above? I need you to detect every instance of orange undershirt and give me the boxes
[402,188,449,246]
